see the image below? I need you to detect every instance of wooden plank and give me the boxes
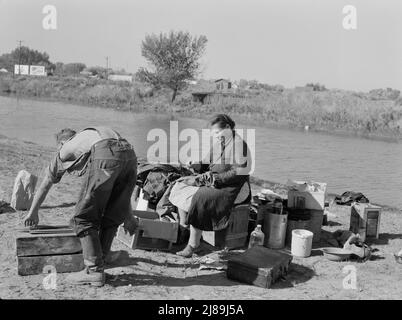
[17,253,84,276]
[29,229,75,234]
[16,232,82,257]
[132,210,160,220]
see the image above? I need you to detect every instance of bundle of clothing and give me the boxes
[136,161,193,210]
[334,191,369,206]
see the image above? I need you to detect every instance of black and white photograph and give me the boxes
[0,0,401,305]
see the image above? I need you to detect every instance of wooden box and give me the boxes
[117,210,179,251]
[16,226,84,276]
[202,204,250,249]
[350,203,381,242]
[227,246,292,288]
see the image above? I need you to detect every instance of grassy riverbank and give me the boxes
[1,74,402,140]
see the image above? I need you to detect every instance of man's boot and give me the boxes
[99,226,122,265]
[65,229,105,287]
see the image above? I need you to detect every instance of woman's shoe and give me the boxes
[176,245,201,258]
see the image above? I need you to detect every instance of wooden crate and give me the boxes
[227,246,292,288]
[202,204,250,249]
[17,253,84,276]
[117,210,179,251]
[16,227,84,276]
[350,203,381,242]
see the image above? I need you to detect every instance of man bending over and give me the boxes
[23,126,137,287]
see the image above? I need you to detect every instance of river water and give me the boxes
[1,96,401,208]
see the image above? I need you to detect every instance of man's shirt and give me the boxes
[48,127,120,183]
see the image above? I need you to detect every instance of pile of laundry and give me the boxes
[334,191,369,206]
[136,161,194,220]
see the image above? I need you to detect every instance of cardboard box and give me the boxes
[288,191,326,210]
[117,210,179,251]
[287,180,327,210]
[350,203,381,242]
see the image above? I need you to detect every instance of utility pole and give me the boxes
[15,40,23,76]
[105,56,109,80]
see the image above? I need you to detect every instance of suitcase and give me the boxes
[227,246,292,288]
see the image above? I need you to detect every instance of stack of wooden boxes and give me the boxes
[16,226,84,276]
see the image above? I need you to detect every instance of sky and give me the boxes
[0,0,401,91]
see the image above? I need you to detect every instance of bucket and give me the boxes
[307,209,324,243]
[265,211,288,249]
[286,208,311,246]
[291,229,313,257]
[286,219,310,245]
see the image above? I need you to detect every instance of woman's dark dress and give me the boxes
[186,134,251,231]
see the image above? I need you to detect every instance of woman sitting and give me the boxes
[168,114,252,257]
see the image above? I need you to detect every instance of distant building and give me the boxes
[108,74,133,82]
[185,80,198,85]
[191,78,243,104]
[80,70,93,76]
[215,79,232,90]
[295,86,314,92]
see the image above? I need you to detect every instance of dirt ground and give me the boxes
[0,135,401,300]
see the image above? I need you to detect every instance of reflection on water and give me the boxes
[1,96,401,208]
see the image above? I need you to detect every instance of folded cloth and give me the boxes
[169,181,200,212]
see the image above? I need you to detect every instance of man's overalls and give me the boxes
[66,127,137,285]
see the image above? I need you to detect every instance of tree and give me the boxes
[0,46,54,73]
[306,83,327,91]
[54,62,64,75]
[88,66,107,78]
[63,63,86,75]
[136,31,208,102]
